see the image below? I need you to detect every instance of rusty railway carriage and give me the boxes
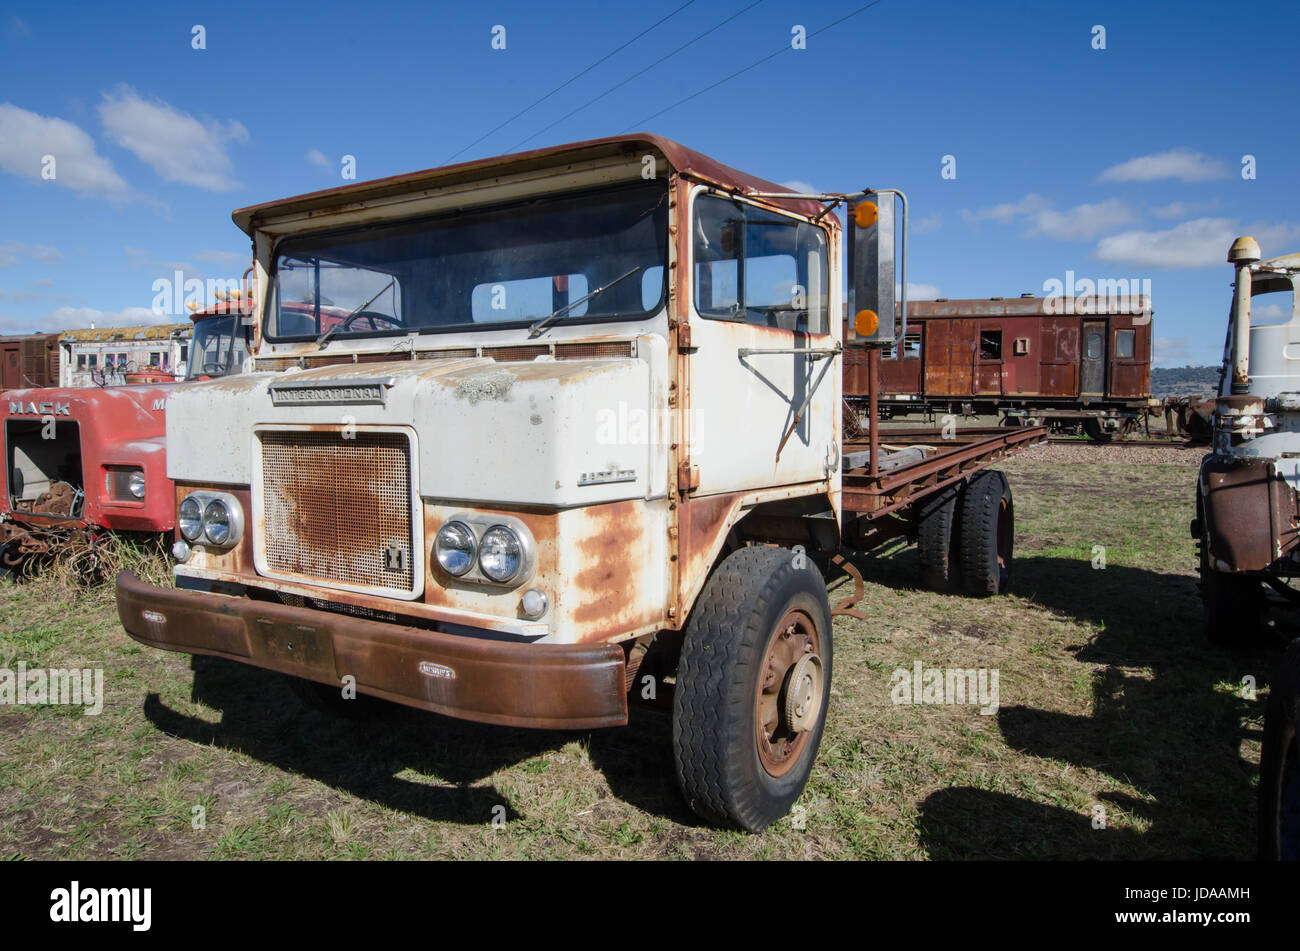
[845,295,1153,441]
[0,333,60,391]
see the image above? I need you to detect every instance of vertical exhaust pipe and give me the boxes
[1228,236,1261,394]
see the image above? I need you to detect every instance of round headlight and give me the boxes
[435,521,476,576]
[178,496,203,541]
[203,499,232,546]
[479,525,523,583]
[128,470,146,499]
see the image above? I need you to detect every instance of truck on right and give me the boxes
[1194,236,1300,646]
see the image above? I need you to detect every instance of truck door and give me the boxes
[1081,320,1106,396]
[687,190,838,494]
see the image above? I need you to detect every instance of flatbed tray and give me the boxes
[842,425,1046,517]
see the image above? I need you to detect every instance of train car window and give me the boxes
[1013,337,1029,356]
[979,330,1002,360]
[1115,330,1135,359]
[1085,332,1103,359]
[903,333,921,358]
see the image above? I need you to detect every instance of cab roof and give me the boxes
[231,134,827,235]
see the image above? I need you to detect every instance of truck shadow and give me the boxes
[905,554,1279,859]
[141,654,698,826]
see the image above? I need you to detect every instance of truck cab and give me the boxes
[115,136,1033,830]
[0,300,252,573]
[1195,236,1300,644]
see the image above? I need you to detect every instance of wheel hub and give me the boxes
[755,610,823,777]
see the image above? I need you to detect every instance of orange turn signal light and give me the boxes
[853,201,878,228]
[854,309,879,336]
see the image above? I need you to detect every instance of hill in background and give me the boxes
[1151,365,1219,399]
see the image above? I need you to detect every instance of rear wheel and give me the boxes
[1260,640,1300,860]
[916,483,962,592]
[673,545,833,831]
[958,470,1013,596]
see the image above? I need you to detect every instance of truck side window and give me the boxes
[1115,329,1135,359]
[693,194,828,334]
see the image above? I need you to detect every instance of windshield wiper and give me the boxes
[527,267,641,339]
[316,278,397,349]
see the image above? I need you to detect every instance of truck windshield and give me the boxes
[188,315,250,378]
[264,180,668,342]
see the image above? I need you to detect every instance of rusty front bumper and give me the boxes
[115,571,628,729]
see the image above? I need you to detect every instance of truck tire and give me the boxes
[673,545,833,832]
[917,484,961,592]
[1259,640,1300,860]
[957,469,1013,597]
[1197,493,1262,646]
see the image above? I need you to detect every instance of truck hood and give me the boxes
[165,341,669,506]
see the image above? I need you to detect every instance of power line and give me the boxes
[507,0,765,152]
[443,1,697,164]
[619,0,887,132]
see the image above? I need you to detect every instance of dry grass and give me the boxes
[0,445,1279,859]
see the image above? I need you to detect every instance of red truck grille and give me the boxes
[258,429,416,594]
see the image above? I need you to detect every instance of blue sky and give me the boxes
[0,0,1296,366]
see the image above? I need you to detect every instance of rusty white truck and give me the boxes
[115,136,1042,830]
[1194,236,1300,646]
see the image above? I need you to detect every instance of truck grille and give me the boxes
[259,429,416,594]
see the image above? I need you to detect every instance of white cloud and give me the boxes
[1094,217,1300,269]
[963,194,1133,240]
[0,241,62,267]
[780,179,818,195]
[906,283,941,300]
[99,86,248,190]
[0,304,166,335]
[1255,301,1292,323]
[1099,148,1229,183]
[912,213,942,234]
[193,249,247,266]
[306,148,330,169]
[1154,337,1191,364]
[1032,199,1134,240]
[1151,199,1220,219]
[0,102,129,198]
[9,17,30,37]
[963,193,1051,225]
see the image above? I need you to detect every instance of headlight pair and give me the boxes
[434,519,529,584]
[178,492,244,548]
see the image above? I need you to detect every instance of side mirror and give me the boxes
[847,191,897,346]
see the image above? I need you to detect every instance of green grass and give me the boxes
[0,447,1278,859]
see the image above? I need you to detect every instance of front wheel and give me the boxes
[1197,492,1262,646]
[1260,640,1300,860]
[673,545,833,831]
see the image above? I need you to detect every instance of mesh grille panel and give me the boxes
[260,429,414,592]
[555,341,634,360]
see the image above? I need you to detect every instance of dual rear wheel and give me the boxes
[916,469,1014,596]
